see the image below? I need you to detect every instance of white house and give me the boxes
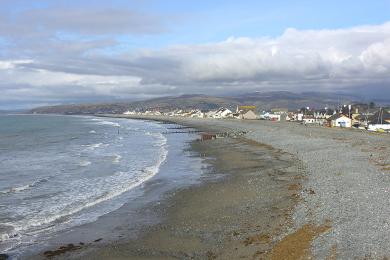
[206,107,233,119]
[328,114,352,128]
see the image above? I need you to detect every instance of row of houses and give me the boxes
[123,104,390,132]
[260,105,390,132]
[124,105,258,120]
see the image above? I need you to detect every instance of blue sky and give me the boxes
[3,0,390,50]
[151,0,390,44]
[0,0,389,109]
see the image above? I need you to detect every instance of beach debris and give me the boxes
[162,130,203,134]
[43,243,82,258]
[167,126,193,130]
[196,130,248,141]
[200,133,216,141]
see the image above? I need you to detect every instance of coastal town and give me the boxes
[123,103,390,133]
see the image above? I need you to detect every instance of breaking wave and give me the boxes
[0,178,50,195]
[0,131,168,252]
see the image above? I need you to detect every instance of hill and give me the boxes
[29,91,373,115]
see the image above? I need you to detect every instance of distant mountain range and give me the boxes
[29,91,386,115]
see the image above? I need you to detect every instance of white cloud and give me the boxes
[0,60,33,70]
[1,21,390,107]
[170,22,390,87]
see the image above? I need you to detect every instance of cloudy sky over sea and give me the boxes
[0,0,389,109]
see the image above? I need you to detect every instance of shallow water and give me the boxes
[0,115,204,256]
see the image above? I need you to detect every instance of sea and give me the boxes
[0,115,207,257]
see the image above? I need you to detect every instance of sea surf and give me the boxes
[0,115,205,257]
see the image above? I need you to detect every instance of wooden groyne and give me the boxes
[161,129,249,141]
[162,130,203,134]
[167,126,193,130]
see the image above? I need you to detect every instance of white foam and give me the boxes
[79,160,91,167]
[0,178,49,195]
[82,142,104,151]
[0,126,169,253]
[9,133,168,236]
[10,184,30,193]
[89,117,120,127]
[96,120,120,127]
[91,143,103,149]
[89,130,96,134]
[112,154,122,164]
[0,224,20,252]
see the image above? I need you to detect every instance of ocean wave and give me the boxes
[143,150,168,177]
[0,178,49,195]
[112,154,122,164]
[0,224,20,252]
[82,142,104,151]
[95,120,120,127]
[89,130,96,134]
[79,160,91,167]
[6,133,168,237]
[100,121,120,127]
[89,117,121,127]
[0,184,30,194]
[0,130,169,252]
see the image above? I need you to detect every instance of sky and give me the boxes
[0,0,390,109]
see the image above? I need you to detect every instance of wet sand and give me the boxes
[77,138,303,259]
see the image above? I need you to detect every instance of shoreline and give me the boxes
[28,114,390,259]
[17,117,204,259]
[67,117,305,259]
[29,115,307,259]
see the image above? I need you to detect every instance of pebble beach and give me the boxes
[168,117,390,259]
